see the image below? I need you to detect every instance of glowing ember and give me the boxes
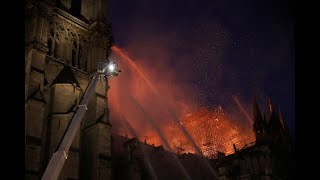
[124,106,255,158]
[109,46,255,158]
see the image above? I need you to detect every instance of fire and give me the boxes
[109,46,255,158]
[121,106,255,158]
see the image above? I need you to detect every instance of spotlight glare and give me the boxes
[108,64,115,72]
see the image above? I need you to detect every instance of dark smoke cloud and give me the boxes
[107,20,254,140]
[107,0,295,138]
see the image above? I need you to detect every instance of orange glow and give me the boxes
[108,46,255,158]
[111,46,159,95]
[110,104,255,157]
[142,107,255,157]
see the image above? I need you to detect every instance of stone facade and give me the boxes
[25,0,113,179]
[211,97,294,180]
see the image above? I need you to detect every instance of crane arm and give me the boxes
[41,74,98,180]
[41,60,120,180]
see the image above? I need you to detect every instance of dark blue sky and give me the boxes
[107,0,295,138]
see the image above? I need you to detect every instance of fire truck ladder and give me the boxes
[41,61,120,180]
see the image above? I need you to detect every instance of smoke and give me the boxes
[106,13,243,136]
[107,44,200,137]
[108,0,295,142]
[106,0,294,148]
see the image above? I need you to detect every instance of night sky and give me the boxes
[106,0,295,140]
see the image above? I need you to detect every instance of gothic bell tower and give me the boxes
[25,0,113,179]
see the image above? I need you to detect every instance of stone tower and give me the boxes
[25,0,113,179]
[252,96,291,145]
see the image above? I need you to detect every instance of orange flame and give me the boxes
[141,107,255,157]
[109,46,255,158]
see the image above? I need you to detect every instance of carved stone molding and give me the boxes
[48,13,113,49]
[31,40,48,53]
[89,31,113,49]
[45,55,89,78]
[48,15,89,44]
[54,8,89,29]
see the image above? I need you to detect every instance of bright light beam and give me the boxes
[232,95,253,124]
[112,45,218,179]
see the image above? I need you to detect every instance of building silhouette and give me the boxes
[110,97,294,180]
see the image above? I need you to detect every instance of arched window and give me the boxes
[78,45,82,69]
[47,29,54,56]
[72,40,77,67]
[68,33,87,71]
[54,40,59,58]
[72,50,76,67]
[47,28,60,59]
[47,38,52,56]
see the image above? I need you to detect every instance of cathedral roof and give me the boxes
[51,66,80,87]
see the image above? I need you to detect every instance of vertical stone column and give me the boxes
[25,16,49,180]
[45,67,81,180]
[80,76,112,180]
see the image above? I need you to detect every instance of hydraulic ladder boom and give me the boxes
[41,60,120,180]
[41,74,98,180]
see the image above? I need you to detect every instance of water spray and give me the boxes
[129,96,192,180]
[112,45,219,179]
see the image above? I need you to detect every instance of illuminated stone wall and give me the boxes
[25,0,113,179]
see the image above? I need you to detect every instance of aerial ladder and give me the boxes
[41,60,121,180]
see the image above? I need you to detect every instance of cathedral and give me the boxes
[25,0,113,179]
[25,0,294,180]
[109,97,294,180]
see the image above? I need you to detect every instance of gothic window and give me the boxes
[54,40,59,58]
[78,45,82,69]
[70,37,86,71]
[47,29,54,56]
[72,50,76,67]
[47,38,52,56]
[72,40,77,67]
[47,28,59,59]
